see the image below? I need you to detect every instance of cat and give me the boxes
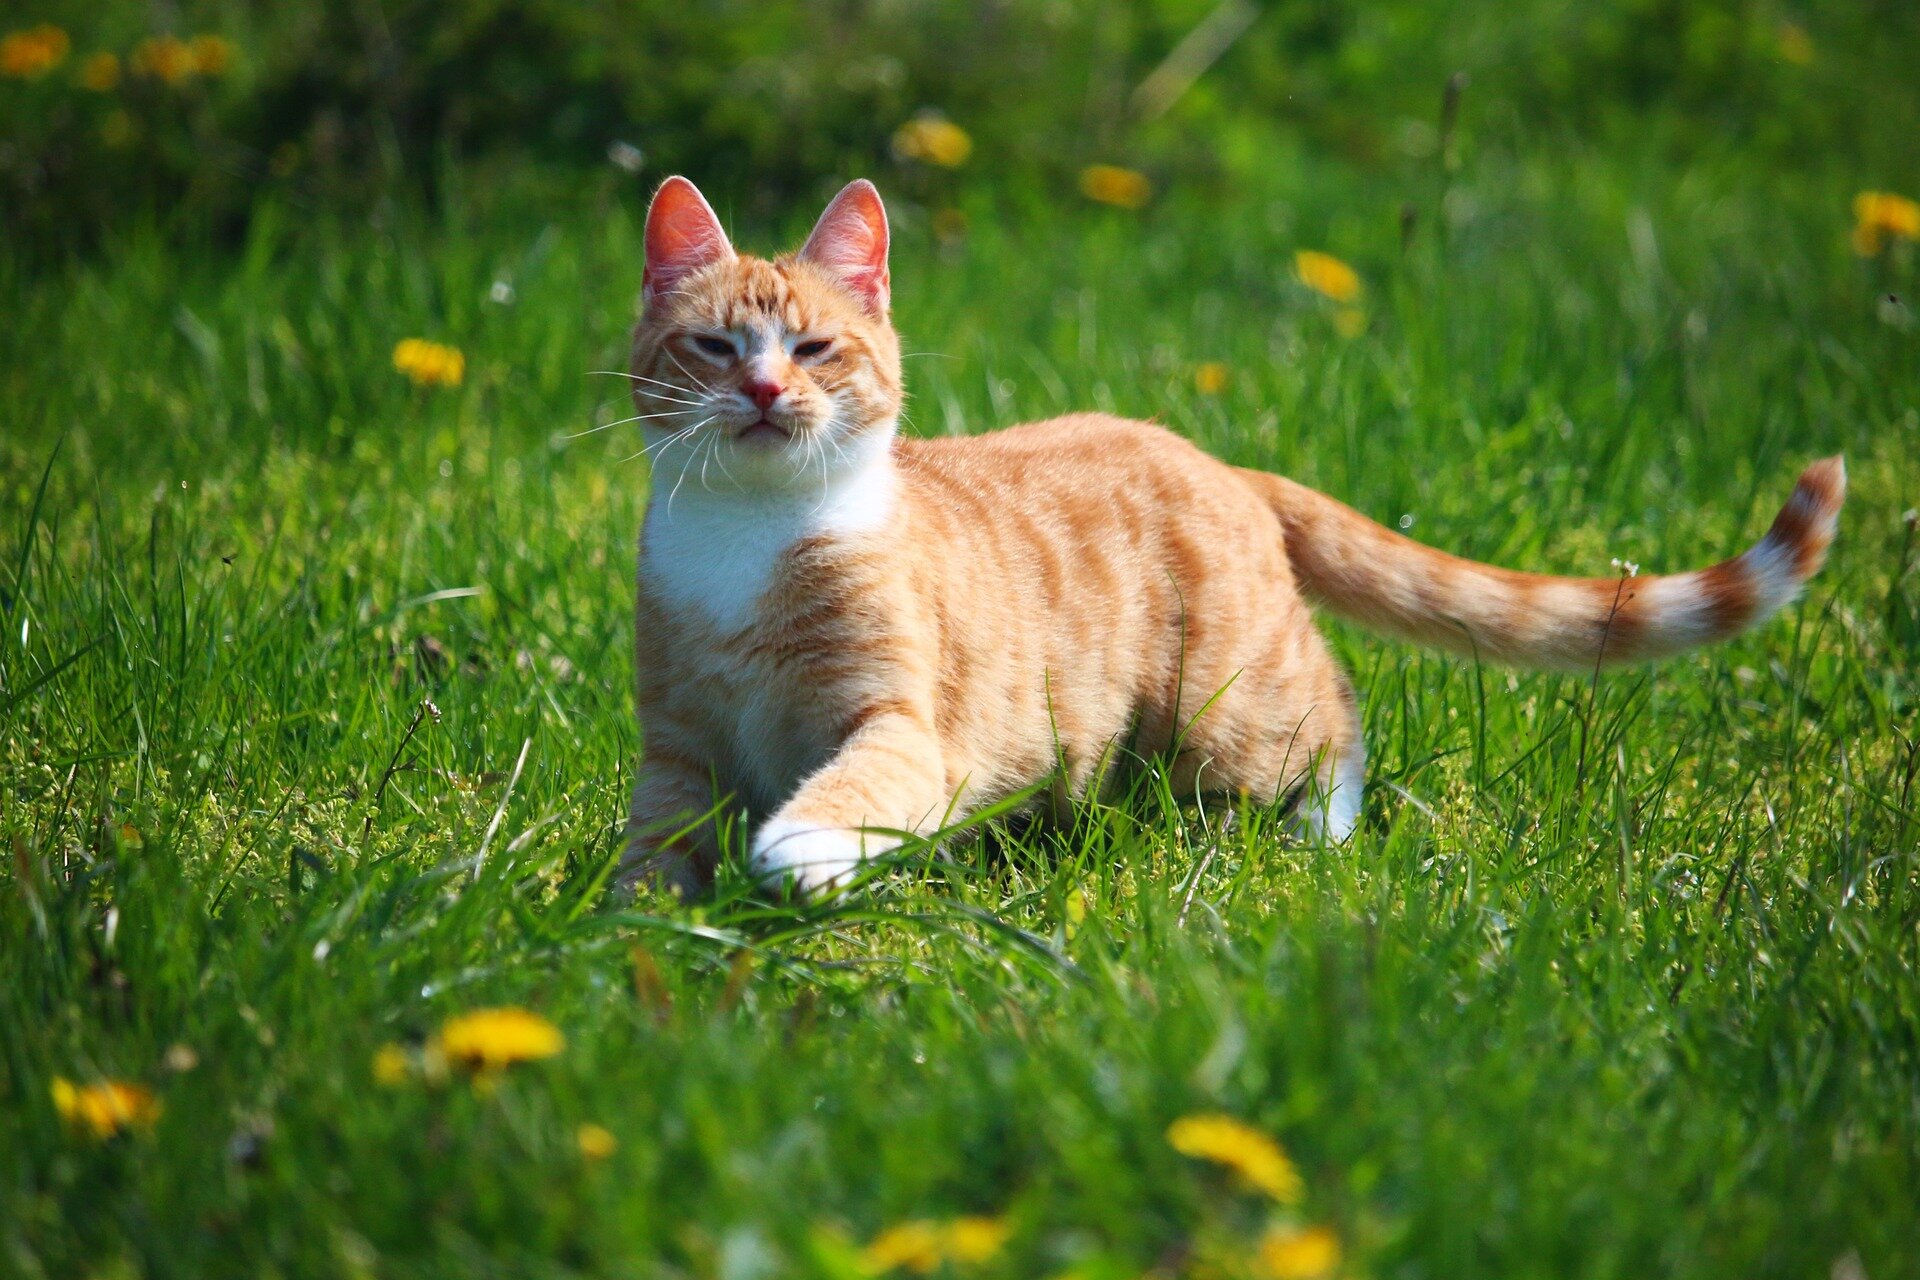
[618,175,1846,897]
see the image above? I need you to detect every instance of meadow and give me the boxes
[5,80,1920,1280]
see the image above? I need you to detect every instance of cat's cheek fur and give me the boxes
[750,818,890,894]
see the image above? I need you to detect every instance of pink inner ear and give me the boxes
[800,181,891,314]
[644,177,733,302]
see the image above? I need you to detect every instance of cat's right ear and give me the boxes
[643,177,733,306]
[800,180,890,317]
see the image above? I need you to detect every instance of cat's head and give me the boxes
[628,176,904,494]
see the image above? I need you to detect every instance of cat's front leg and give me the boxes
[751,711,948,896]
[619,747,723,899]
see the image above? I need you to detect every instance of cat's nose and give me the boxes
[743,378,784,411]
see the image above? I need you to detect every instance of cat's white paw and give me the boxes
[750,819,868,896]
[1290,743,1365,843]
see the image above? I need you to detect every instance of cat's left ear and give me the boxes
[800,180,890,317]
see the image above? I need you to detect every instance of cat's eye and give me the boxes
[692,335,735,357]
[793,338,832,359]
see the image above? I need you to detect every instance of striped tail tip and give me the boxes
[1615,456,1845,662]
[1714,454,1846,630]
[1763,454,1846,582]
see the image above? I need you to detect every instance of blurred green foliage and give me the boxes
[4,0,1917,252]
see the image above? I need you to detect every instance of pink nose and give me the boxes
[743,378,784,411]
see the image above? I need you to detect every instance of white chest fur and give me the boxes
[638,434,897,634]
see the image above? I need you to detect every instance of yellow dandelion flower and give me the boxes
[576,1123,618,1160]
[1294,251,1361,304]
[1080,164,1153,210]
[892,114,973,169]
[1194,362,1229,395]
[1852,191,1920,257]
[78,51,120,91]
[189,34,233,76]
[861,1220,945,1275]
[392,338,466,388]
[52,1077,160,1138]
[434,1007,564,1071]
[131,35,195,85]
[858,1216,1013,1273]
[940,1216,1012,1264]
[1167,1113,1304,1204]
[1256,1224,1341,1280]
[372,1043,411,1086]
[1,24,69,78]
[1775,23,1814,66]
[1333,307,1367,339]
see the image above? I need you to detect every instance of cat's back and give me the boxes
[895,413,1275,542]
[893,413,1236,506]
[897,412,1188,469]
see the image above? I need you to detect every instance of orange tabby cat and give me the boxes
[619,175,1845,896]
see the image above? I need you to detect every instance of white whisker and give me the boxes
[641,427,699,458]
[564,407,697,440]
[663,349,721,397]
[813,433,832,515]
[711,434,742,488]
[665,436,703,514]
[698,434,717,493]
[585,371,704,406]
[618,417,711,465]
[588,376,705,412]
[588,369,686,388]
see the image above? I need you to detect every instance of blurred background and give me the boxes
[4,0,1917,255]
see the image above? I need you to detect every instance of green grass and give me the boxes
[3,137,1917,1279]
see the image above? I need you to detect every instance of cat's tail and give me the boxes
[1242,458,1845,671]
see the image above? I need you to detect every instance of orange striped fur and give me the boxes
[619,177,1846,895]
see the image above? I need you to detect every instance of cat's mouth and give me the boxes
[735,418,792,443]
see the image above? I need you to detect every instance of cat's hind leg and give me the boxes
[1168,634,1366,842]
[1292,723,1365,841]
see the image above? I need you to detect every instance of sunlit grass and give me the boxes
[2,140,1916,1277]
